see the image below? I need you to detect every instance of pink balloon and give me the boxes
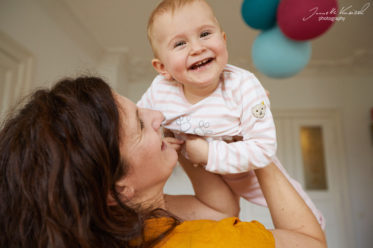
[277,0,338,41]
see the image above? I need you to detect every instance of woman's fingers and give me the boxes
[164,137,184,151]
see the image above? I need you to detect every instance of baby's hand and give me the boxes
[185,135,209,166]
[164,137,184,151]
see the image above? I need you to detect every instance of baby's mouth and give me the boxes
[189,58,214,70]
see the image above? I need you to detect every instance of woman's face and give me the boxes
[114,93,178,200]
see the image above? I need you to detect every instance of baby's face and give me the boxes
[151,1,228,89]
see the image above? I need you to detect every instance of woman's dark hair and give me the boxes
[0,77,179,248]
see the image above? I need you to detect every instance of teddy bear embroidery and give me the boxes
[251,102,266,119]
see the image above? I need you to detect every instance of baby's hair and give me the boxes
[147,0,219,57]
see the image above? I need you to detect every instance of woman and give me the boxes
[0,76,326,248]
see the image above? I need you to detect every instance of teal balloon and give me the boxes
[241,0,280,30]
[252,26,311,78]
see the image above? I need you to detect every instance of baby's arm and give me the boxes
[164,134,239,221]
[206,77,276,174]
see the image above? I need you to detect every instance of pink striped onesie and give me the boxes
[137,64,325,228]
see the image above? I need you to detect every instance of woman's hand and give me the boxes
[163,132,239,221]
[163,128,184,151]
[185,135,209,166]
[164,136,184,151]
[165,153,240,221]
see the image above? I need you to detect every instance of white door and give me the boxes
[239,109,355,248]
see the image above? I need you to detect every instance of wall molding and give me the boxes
[308,49,373,67]
[0,31,34,119]
[122,48,373,82]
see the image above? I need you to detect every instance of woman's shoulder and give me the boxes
[147,217,275,248]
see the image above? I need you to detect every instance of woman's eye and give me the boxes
[200,31,211,38]
[174,41,186,48]
[140,119,145,130]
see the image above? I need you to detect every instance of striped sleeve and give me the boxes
[206,70,277,174]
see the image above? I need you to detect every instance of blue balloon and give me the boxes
[252,26,311,78]
[241,0,280,30]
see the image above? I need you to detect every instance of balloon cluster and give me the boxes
[241,0,338,78]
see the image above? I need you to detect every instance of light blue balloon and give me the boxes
[241,0,280,30]
[252,26,312,78]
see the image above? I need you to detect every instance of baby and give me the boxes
[138,0,325,227]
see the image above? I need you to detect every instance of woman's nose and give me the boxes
[150,110,164,131]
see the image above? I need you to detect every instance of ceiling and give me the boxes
[60,0,372,65]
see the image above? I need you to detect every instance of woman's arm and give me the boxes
[164,136,240,221]
[255,163,327,248]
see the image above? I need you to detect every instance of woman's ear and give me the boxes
[152,58,173,80]
[107,182,135,206]
[107,191,117,206]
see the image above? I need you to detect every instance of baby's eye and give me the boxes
[174,40,186,48]
[200,31,211,38]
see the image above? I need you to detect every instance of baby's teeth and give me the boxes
[196,59,207,67]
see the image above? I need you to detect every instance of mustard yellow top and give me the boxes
[144,217,275,248]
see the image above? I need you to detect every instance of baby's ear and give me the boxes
[152,58,173,80]
[222,31,227,43]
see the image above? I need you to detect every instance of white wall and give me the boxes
[339,76,373,248]
[1,1,372,247]
[0,0,102,91]
[265,69,373,248]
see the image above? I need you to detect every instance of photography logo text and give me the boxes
[303,2,371,22]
